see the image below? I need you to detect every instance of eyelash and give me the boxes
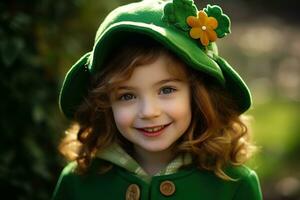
[159,87,177,95]
[117,87,177,101]
[119,93,136,101]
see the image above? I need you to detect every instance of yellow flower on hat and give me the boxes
[187,11,218,46]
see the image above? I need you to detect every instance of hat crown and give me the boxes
[95,0,167,43]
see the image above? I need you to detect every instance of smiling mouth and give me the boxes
[136,123,172,136]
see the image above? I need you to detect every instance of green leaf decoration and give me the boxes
[162,0,198,31]
[203,5,231,38]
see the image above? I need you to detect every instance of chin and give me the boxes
[138,142,173,153]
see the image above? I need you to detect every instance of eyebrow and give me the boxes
[156,78,183,86]
[115,78,183,90]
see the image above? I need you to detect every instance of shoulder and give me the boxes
[52,160,114,200]
[189,165,262,199]
[60,161,77,176]
[225,165,263,200]
[51,162,77,200]
[57,159,115,180]
[55,161,80,185]
[189,165,257,182]
[225,165,258,180]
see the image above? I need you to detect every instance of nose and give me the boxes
[138,96,161,119]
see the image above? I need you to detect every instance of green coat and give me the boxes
[52,159,262,200]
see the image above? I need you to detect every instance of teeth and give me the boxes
[143,125,164,132]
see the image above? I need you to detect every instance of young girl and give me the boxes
[53,0,262,199]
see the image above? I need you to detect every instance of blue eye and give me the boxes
[119,93,135,101]
[160,87,176,95]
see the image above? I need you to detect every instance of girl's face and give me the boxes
[109,54,191,153]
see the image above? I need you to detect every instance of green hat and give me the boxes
[59,0,252,119]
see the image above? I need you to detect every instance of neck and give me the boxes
[133,145,175,176]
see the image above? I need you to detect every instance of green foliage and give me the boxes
[248,99,300,178]
[203,5,231,38]
[0,0,79,199]
[162,0,197,31]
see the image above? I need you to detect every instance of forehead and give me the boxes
[109,53,188,87]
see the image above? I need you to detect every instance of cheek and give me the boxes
[111,105,135,129]
[164,92,191,120]
[168,103,191,122]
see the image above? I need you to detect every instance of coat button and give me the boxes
[126,184,140,200]
[160,180,176,196]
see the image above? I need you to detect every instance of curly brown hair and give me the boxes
[59,35,256,180]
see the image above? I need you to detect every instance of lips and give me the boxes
[136,123,172,137]
[141,125,165,132]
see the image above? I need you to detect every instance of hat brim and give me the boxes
[91,21,225,84]
[214,55,252,113]
[59,53,91,119]
[59,22,251,119]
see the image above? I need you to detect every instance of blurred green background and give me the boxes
[1,0,299,199]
